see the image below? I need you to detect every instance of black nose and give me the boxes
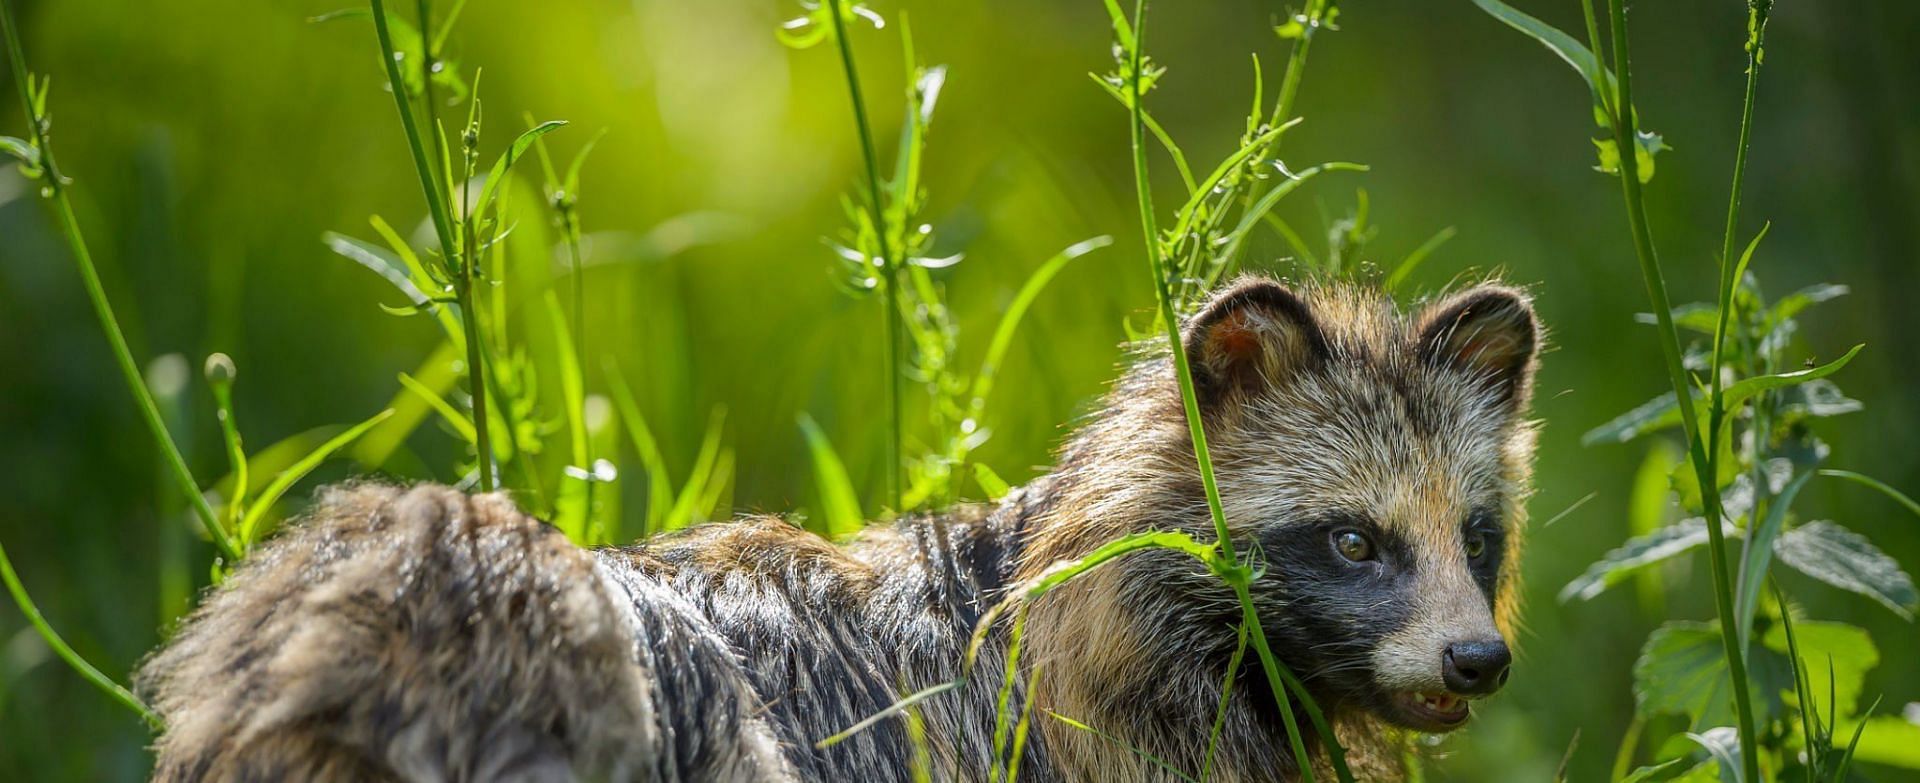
[1442,640,1512,696]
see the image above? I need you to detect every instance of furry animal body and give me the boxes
[138,277,1541,782]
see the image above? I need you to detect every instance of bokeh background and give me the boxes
[2,0,1916,779]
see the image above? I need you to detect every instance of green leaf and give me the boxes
[1583,390,1683,446]
[1584,345,1865,447]
[604,359,674,534]
[1594,131,1669,184]
[662,409,727,531]
[1626,440,1684,614]
[1561,518,1725,603]
[1635,621,1792,730]
[1384,226,1456,292]
[969,236,1111,414]
[1841,715,1920,770]
[1733,469,1814,647]
[1634,303,1720,335]
[797,414,865,540]
[972,463,1011,501]
[1618,758,1688,783]
[473,120,568,228]
[1775,522,1918,619]
[1762,619,1877,722]
[1471,0,1616,101]
[238,409,395,546]
[398,371,476,444]
[1767,283,1848,329]
[323,231,433,307]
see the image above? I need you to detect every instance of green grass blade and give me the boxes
[605,360,674,534]
[239,408,395,547]
[969,236,1111,413]
[398,371,477,443]
[797,413,865,539]
[1384,226,1458,292]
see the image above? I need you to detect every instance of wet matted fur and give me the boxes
[138,276,1541,782]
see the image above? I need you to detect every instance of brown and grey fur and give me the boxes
[138,276,1540,782]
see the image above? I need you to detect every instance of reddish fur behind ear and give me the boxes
[1183,278,1329,403]
[1416,285,1540,407]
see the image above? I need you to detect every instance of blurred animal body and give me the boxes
[139,277,1541,782]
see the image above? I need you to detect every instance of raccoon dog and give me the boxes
[138,276,1540,782]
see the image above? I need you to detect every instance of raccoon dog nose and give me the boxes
[1441,640,1512,696]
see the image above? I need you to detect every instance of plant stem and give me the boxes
[369,0,491,490]
[1600,2,1760,780]
[1123,1,1338,779]
[826,0,903,513]
[1,0,238,561]
[0,539,161,728]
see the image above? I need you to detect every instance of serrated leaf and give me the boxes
[1776,522,1918,619]
[1561,518,1729,603]
[1584,390,1683,445]
[1635,620,1792,730]
[1768,283,1849,328]
[797,414,865,540]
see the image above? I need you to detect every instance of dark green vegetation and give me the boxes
[2,0,1917,780]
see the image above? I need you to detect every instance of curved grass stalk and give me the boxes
[0,539,160,728]
[0,0,238,561]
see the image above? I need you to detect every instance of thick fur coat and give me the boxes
[138,277,1541,782]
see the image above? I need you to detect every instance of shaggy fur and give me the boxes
[138,277,1541,782]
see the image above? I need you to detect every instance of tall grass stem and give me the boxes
[0,0,238,561]
[826,0,903,512]
[1597,0,1760,778]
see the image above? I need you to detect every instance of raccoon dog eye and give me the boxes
[1332,530,1375,563]
[1465,531,1488,561]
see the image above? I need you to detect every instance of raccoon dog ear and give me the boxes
[1183,278,1329,404]
[1416,285,1540,409]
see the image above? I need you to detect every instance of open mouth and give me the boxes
[1387,691,1472,732]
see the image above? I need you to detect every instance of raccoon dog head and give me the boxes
[1182,277,1540,733]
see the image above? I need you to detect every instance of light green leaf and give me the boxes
[797,414,865,540]
[1763,619,1877,722]
[1775,521,1918,619]
[1561,518,1726,603]
[1840,715,1920,770]
[972,463,1011,501]
[398,371,476,444]
[970,237,1111,413]
[1685,727,1743,783]
[474,121,568,227]
[1626,440,1684,614]
[1471,0,1616,100]
[323,231,433,307]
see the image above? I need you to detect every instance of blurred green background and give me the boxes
[2,0,1916,779]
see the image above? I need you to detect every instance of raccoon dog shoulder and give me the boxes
[138,276,1541,782]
